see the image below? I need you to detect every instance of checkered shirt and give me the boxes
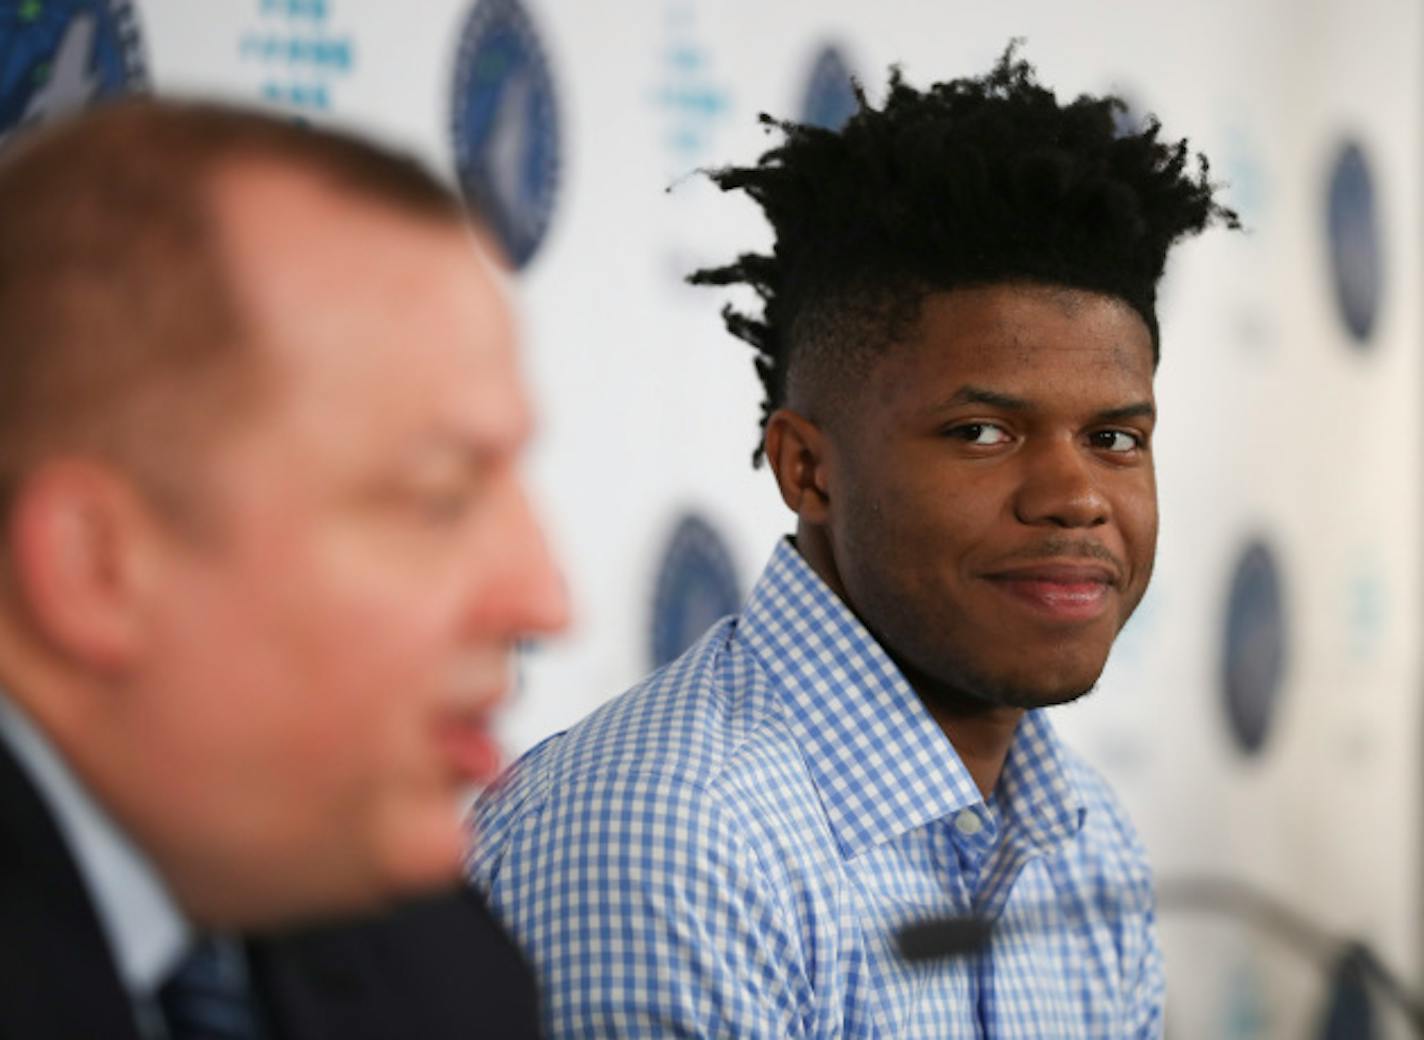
[470,539,1164,1038]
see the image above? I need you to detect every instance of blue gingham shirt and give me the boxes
[471,539,1164,1038]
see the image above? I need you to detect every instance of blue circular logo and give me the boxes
[1221,540,1288,755]
[451,0,560,269]
[0,0,146,144]
[1326,140,1382,345]
[800,44,857,131]
[649,513,741,668]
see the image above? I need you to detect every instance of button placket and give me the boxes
[958,806,1007,898]
[953,808,983,837]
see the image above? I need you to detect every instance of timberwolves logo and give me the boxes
[800,44,858,131]
[0,0,145,145]
[1326,140,1382,346]
[1220,540,1288,755]
[451,0,560,269]
[649,513,741,668]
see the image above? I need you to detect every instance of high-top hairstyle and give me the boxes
[690,44,1239,464]
[0,99,471,518]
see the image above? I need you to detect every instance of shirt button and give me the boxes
[954,809,983,836]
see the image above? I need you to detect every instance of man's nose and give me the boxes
[1011,437,1110,529]
[471,478,571,639]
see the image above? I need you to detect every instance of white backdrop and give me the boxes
[16,1,1419,1034]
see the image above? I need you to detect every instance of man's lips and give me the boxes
[981,563,1119,621]
[434,706,504,785]
[437,654,516,784]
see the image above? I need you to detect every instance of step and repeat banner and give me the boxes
[2,1,1419,1035]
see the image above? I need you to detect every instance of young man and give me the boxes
[472,48,1236,1037]
[0,101,568,1039]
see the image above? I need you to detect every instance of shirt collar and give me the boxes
[738,538,1084,858]
[0,695,191,999]
[996,708,1086,853]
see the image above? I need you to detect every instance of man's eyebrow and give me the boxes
[1096,402,1157,423]
[934,387,1156,424]
[930,387,1157,424]
[400,427,527,474]
[935,386,1031,411]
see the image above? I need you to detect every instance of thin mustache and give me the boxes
[999,539,1125,573]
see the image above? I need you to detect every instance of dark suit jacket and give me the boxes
[0,738,541,1039]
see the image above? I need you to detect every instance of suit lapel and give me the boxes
[248,888,540,1040]
[0,735,539,1040]
[0,737,142,1040]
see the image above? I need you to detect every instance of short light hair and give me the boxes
[0,98,470,521]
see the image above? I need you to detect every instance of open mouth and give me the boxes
[434,710,503,785]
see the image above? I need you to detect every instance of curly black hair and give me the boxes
[689,43,1239,465]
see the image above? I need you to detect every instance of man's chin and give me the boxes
[382,832,468,894]
[914,659,1103,715]
[891,640,1108,715]
[961,645,1110,710]
[983,680,1098,711]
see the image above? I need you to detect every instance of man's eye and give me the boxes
[948,423,1011,446]
[1092,430,1142,453]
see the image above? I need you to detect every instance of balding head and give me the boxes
[0,99,471,527]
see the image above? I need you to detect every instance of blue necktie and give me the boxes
[157,936,263,1040]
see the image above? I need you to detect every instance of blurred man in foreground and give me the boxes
[473,46,1236,1037]
[0,100,567,1039]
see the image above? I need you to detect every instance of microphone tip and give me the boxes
[895,916,995,962]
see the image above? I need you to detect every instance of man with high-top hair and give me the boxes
[473,46,1236,1038]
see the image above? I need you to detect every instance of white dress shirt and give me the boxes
[0,694,191,1039]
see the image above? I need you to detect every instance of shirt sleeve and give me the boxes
[475,768,815,1039]
[1126,902,1166,1039]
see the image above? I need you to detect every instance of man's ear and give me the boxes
[7,460,162,673]
[764,408,833,524]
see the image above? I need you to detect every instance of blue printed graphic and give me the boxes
[1343,552,1386,664]
[1326,140,1382,346]
[452,0,560,269]
[237,0,352,114]
[1220,121,1268,230]
[651,0,729,167]
[0,0,145,143]
[800,44,857,131]
[650,513,741,668]
[1221,539,1288,755]
[1219,954,1270,1039]
[259,0,327,17]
